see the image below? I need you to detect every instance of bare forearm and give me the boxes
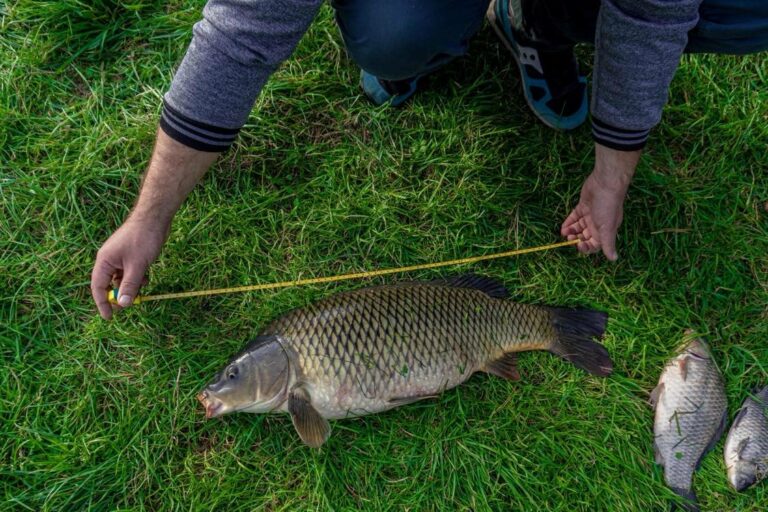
[129,129,220,226]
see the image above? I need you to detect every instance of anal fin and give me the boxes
[653,440,665,466]
[388,393,438,406]
[483,352,521,381]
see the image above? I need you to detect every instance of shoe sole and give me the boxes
[359,71,420,107]
[486,1,559,130]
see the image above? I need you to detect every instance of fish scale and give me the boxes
[260,283,554,418]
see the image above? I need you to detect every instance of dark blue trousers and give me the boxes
[689,0,768,53]
[332,0,491,80]
[331,0,768,80]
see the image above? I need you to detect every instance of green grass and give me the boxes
[2,1,767,510]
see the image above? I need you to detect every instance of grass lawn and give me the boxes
[2,1,767,510]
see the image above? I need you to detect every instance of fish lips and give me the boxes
[197,390,226,419]
[730,471,757,492]
[677,335,712,360]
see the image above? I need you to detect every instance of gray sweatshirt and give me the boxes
[161,0,702,152]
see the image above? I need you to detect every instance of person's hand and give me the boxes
[88,129,220,319]
[90,218,169,319]
[560,144,640,261]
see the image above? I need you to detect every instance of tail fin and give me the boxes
[547,308,612,376]
[670,487,699,512]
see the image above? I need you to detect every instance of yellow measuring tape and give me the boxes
[107,239,579,305]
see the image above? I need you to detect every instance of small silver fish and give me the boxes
[650,335,728,512]
[724,385,768,491]
[197,275,612,447]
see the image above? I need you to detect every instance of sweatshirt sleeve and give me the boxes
[161,0,323,152]
[590,0,702,151]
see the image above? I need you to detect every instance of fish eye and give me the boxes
[227,365,239,380]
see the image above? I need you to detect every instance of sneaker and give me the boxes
[360,71,421,107]
[487,0,587,130]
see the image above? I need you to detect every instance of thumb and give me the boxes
[117,264,146,307]
[601,225,619,261]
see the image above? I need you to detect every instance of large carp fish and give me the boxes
[198,275,612,447]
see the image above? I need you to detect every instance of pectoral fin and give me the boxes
[483,352,521,381]
[288,386,331,448]
[736,438,751,459]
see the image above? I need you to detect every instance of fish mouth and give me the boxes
[197,390,225,419]
[732,473,756,492]
[684,341,711,360]
[686,350,709,360]
[676,333,711,359]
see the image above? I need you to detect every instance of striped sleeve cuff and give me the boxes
[159,100,240,152]
[591,116,650,151]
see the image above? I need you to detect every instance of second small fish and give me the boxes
[724,385,768,491]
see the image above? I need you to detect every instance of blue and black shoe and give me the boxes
[360,71,421,107]
[487,0,587,130]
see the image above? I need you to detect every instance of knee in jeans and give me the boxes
[346,22,436,80]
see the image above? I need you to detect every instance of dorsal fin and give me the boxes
[752,385,768,405]
[428,274,509,298]
[730,404,750,432]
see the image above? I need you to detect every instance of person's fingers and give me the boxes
[561,209,582,236]
[91,257,117,320]
[567,224,593,253]
[563,205,608,257]
[113,274,148,289]
[577,239,599,254]
[110,269,123,289]
[585,238,601,254]
[601,226,619,261]
[562,222,582,236]
[116,264,146,308]
[563,208,579,224]
[563,213,589,237]
[573,224,600,254]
